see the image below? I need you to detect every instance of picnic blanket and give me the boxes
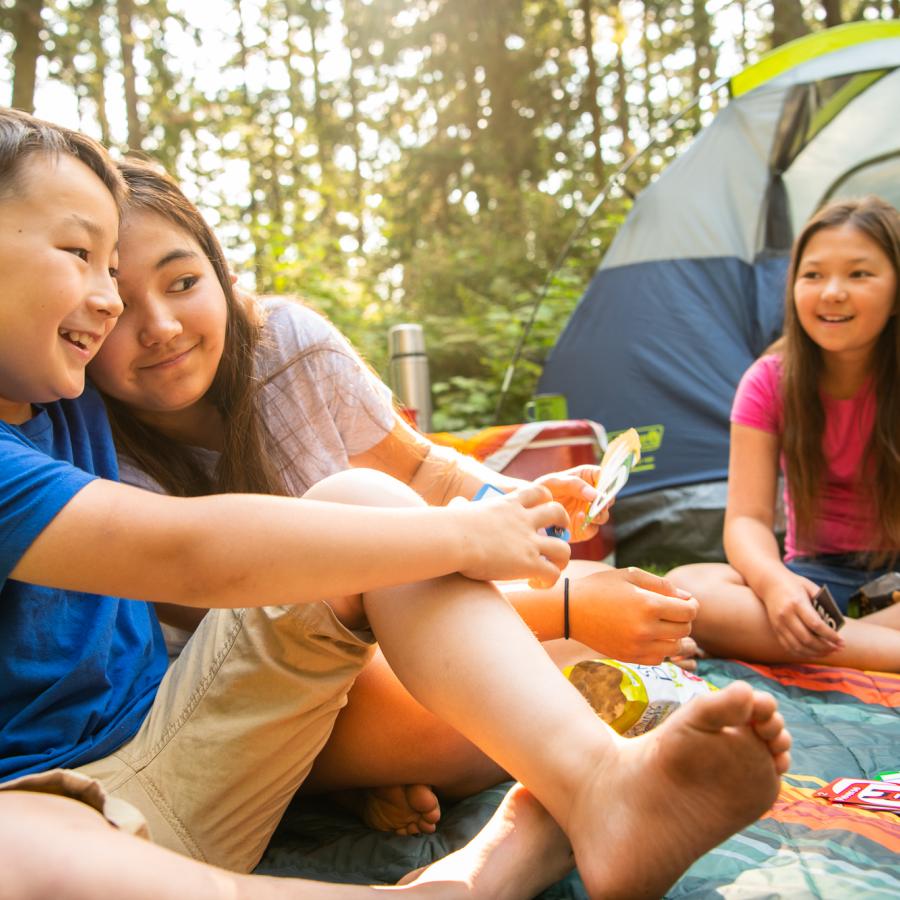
[257,659,900,897]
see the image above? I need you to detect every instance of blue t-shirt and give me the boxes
[0,386,167,781]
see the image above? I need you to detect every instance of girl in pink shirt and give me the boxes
[669,196,900,672]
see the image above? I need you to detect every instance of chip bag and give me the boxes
[564,658,716,737]
[847,572,900,619]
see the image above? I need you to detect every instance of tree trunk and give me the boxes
[821,0,842,26]
[88,0,111,145]
[116,0,144,149]
[771,0,808,49]
[305,0,334,226]
[610,1,634,160]
[10,0,45,113]
[484,4,519,192]
[345,32,366,251]
[579,0,604,185]
[640,1,657,143]
[235,0,264,288]
[283,0,305,174]
[690,0,716,110]
[738,0,749,67]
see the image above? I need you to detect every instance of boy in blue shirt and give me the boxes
[0,108,791,900]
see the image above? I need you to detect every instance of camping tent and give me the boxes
[538,21,900,565]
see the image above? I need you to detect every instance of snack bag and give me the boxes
[564,658,716,737]
[847,572,900,619]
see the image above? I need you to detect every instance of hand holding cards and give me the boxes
[810,585,845,632]
[473,482,570,540]
[585,428,641,525]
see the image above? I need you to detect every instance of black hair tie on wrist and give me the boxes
[563,576,570,640]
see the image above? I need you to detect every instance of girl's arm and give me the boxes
[351,415,526,500]
[724,423,842,655]
[501,565,698,664]
[11,478,570,606]
[723,423,785,590]
[351,415,602,538]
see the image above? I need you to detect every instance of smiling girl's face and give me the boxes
[89,209,228,434]
[793,223,897,367]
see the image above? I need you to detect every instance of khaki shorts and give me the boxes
[1,601,373,872]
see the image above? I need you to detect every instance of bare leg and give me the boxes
[669,562,900,672]
[0,790,385,899]
[304,552,696,832]
[303,647,504,802]
[399,785,574,898]
[304,470,790,899]
[858,601,900,630]
[0,788,572,900]
[303,639,615,835]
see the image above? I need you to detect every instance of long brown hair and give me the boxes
[101,158,287,497]
[780,196,900,559]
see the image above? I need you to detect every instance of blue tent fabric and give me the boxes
[539,255,788,496]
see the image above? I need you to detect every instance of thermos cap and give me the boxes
[388,323,426,356]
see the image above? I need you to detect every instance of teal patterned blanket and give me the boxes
[257,659,900,898]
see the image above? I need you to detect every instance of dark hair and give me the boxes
[780,195,900,560]
[0,107,125,205]
[102,157,287,497]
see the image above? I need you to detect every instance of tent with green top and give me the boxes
[537,21,900,565]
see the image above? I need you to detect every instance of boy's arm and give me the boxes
[11,478,570,606]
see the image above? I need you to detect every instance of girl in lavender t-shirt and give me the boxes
[668,196,900,672]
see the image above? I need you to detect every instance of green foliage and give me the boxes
[3,0,889,430]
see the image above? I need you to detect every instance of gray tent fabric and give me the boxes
[538,23,900,563]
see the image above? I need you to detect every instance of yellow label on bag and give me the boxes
[564,658,716,737]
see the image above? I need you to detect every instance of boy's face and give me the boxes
[0,153,121,424]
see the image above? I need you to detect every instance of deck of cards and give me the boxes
[810,585,844,631]
[585,428,641,525]
[816,776,900,813]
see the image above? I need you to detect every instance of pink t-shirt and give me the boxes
[730,354,879,560]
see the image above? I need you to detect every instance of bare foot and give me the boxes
[747,689,792,773]
[398,785,574,899]
[669,636,704,673]
[566,681,789,900]
[334,784,441,835]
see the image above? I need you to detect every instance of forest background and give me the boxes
[3,0,898,430]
